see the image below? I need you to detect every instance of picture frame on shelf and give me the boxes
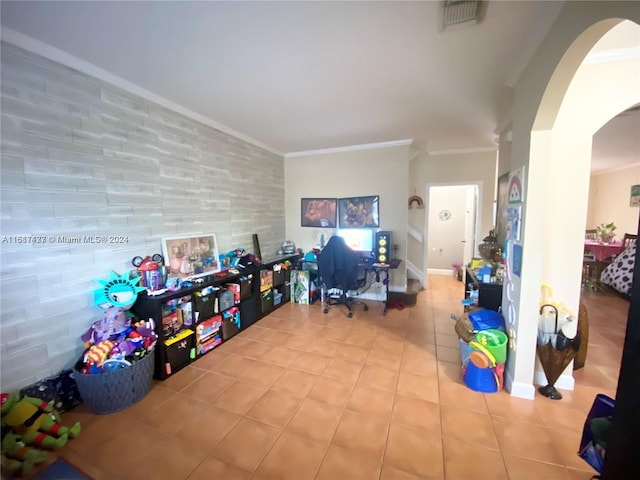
[301,198,337,227]
[161,234,221,280]
[338,195,380,228]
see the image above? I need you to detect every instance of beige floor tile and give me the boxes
[316,444,382,480]
[503,453,572,479]
[173,404,241,449]
[255,432,327,479]
[272,369,319,397]
[238,360,286,386]
[323,357,364,384]
[441,405,499,450]
[307,376,353,407]
[492,417,565,465]
[246,388,302,428]
[392,394,441,431]
[140,394,210,435]
[217,354,257,378]
[161,365,207,392]
[180,371,236,403]
[435,344,461,364]
[397,371,439,403]
[358,364,398,392]
[192,349,230,370]
[334,343,370,364]
[366,347,402,371]
[331,410,389,458]
[290,350,331,374]
[346,383,395,418]
[379,464,425,480]
[211,418,280,471]
[438,379,488,414]
[260,329,290,345]
[384,423,444,478]
[442,436,507,479]
[283,333,314,351]
[286,398,343,443]
[212,381,268,415]
[234,339,273,359]
[484,389,545,425]
[323,326,350,342]
[306,338,340,357]
[187,455,252,480]
[259,345,301,366]
[126,436,209,480]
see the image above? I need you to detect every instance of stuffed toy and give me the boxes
[1,392,80,450]
[1,426,47,477]
[81,306,131,347]
[84,340,115,367]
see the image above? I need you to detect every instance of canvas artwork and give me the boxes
[301,198,337,227]
[162,234,220,280]
[338,195,380,228]
[508,167,525,205]
[506,206,522,241]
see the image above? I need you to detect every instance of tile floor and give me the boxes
[33,275,628,479]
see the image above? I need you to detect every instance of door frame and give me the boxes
[423,181,482,286]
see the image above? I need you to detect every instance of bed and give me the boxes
[600,243,636,296]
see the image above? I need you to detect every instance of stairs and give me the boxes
[388,278,421,306]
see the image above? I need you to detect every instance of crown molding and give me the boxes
[591,161,640,176]
[0,28,283,157]
[285,139,414,158]
[427,146,497,156]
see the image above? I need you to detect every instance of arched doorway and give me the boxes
[499,3,640,400]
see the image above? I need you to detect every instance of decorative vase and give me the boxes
[478,241,499,263]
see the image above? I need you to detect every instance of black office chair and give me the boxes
[317,235,369,318]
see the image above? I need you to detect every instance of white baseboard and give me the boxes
[504,368,536,399]
[427,268,453,276]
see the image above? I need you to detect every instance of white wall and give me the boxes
[409,150,497,274]
[426,186,468,270]
[284,145,410,291]
[588,165,640,236]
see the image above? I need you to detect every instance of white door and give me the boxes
[463,186,478,265]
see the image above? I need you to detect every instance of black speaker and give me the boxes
[374,231,391,263]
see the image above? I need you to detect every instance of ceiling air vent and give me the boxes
[441,0,486,30]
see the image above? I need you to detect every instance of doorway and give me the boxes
[425,184,479,279]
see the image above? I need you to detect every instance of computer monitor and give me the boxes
[336,229,374,258]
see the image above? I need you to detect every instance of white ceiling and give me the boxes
[1,1,638,171]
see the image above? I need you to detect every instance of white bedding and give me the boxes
[600,243,636,295]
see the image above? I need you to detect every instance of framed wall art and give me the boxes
[301,198,337,227]
[338,195,380,228]
[630,184,640,207]
[161,234,220,279]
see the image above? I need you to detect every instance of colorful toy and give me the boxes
[1,392,80,451]
[1,426,48,476]
[81,306,131,347]
[83,340,115,367]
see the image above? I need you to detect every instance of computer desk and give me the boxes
[358,259,401,315]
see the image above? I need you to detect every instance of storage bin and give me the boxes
[239,275,253,299]
[222,307,240,340]
[274,292,283,306]
[219,289,235,312]
[194,290,216,321]
[272,266,286,286]
[239,297,258,329]
[73,349,155,415]
[165,329,195,374]
[261,292,273,315]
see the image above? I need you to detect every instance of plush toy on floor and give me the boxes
[1,426,48,477]
[1,392,80,451]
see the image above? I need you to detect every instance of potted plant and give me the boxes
[596,222,617,244]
